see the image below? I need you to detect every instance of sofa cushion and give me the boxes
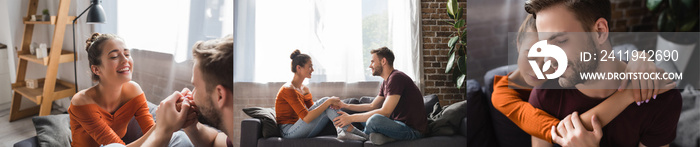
[243,107,281,138]
[422,94,439,117]
[258,136,363,147]
[465,79,498,146]
[32,114,71,147]
[483,65,531,147]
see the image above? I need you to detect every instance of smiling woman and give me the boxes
[68,33,155,147]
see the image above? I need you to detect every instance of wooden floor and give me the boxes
[0,102,65,147]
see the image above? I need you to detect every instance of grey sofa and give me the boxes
[241,95,467,147]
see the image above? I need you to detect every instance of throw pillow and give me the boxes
[242,107,281,137]
[32,114,72,147]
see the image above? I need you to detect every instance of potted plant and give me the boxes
[42,9,50,21]
[444,0,467,89]
[646,0,698,72]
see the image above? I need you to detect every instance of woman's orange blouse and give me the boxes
[68,93,154,147]
[491,74,560,143]
[275,87,314,124]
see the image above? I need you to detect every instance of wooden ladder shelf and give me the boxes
[10,0,76,121]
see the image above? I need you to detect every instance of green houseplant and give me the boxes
[646,0,698,73]
[444,0,467,89]
[42,9,50,21]
[647,0,698,32]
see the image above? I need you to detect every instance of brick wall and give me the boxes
[609,0,657,32]
[421,0,467,106]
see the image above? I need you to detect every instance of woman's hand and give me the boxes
[178,88,199,129]
[156,91,192,133]
[302,86,310,95]
[622,56,676,105]
[551,112,602,147]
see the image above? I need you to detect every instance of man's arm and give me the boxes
[183,123,224,147]
[338,95,399,124]
[532,136,553,147]
[342,96,386,112]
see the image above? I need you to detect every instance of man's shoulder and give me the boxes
[650,89,683,107]
[388,70,412,82]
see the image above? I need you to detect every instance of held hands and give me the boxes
[156,88,199,133]
[551,112,602,147]
[328,96,345,110]
[156,91,192,133]
[622,56,676,106]
[178,88,199,129]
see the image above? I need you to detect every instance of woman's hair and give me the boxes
[516,14,537,47]
[290,49,310,73]
[85,33,122,81]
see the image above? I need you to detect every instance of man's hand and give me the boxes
[333,111,353,128]
[156,91,192,133]
[551,112,603,147]
[622,56,676,105]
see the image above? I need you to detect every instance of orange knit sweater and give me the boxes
[275,87,313,124]
[68,93,154,147]
[491,75,560,143]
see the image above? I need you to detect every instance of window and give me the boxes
[101,0,233,62]
[236,0,420,83]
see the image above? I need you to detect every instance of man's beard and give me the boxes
[559,37,599,88]
[197,93,222,130]
[372,65,382,76]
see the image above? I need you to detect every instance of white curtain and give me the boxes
[388,0,421,83]
[254,0,364,83]
[116,0,191,63]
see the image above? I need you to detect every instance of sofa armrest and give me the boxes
[13,136,38,147]
[241,119,262,147]
[461,117,467,136]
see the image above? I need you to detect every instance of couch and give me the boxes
[240,95,467,147]
[13,101,193,147]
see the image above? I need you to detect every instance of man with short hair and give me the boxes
[525,0,681,146]
[120,35,234,147]
[333,47,428,145]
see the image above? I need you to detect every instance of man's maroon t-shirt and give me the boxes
[529,80,681,147]
[379,70,428,134]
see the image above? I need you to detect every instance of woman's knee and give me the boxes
[317,97,330,103]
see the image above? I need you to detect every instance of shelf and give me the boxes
[23,16,76,25]
[18,49,74,66]
[11,78,75,104]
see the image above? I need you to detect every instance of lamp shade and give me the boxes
[86,0,105,24]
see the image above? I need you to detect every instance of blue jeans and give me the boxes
[279,97,346,138]
[363,114,422,140]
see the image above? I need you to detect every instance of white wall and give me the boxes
[0,0,93,110]
[0,0,16,105]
